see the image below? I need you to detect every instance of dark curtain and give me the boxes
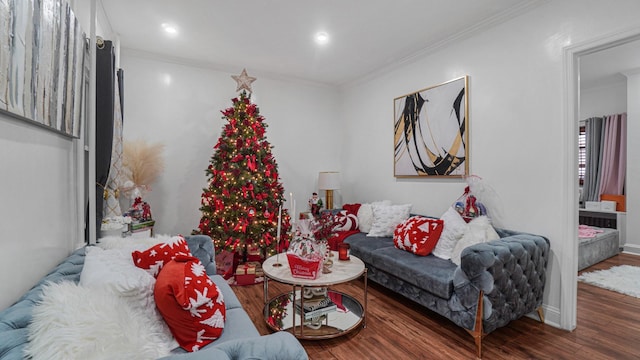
[581,117,603,202]
[94,40,116,238]
[117,69,124,116]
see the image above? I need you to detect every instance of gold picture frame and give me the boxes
[393,76,469,177]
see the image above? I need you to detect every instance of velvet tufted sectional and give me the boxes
[0,235,308,360]
[344,225,550,358]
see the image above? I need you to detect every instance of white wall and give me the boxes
[625,71,640,253]
[118,53,341,236]
[0,117,81,310]
[339,0,640,329]
[0,0,112,310]
[580,82,627,119]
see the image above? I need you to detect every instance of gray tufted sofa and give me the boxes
[0,235,308,360]
[344,225,550,358]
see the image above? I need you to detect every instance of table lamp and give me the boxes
[318,171,340,210]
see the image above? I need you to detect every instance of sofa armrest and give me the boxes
[159,332,308,360]
[453,234,550,334]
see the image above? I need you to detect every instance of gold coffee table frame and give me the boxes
[262,251,368,340]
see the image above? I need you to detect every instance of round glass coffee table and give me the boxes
[262,251,368,340]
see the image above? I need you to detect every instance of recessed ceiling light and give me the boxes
[161,23,178,36]
[314,31,329,45]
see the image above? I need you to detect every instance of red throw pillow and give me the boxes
[342,203,361,215]
[333,210,359,231]
[393,216,444,256]
[154,255,226,352]
[132,235,192,277]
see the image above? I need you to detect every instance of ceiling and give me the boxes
[99,1,640,88]
[99,0,542,86]
[580,38,640,90]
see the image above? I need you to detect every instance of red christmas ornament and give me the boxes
[246,154,256,171]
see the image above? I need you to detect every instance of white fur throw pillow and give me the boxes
[450,216,500,265]
[79,246,177,350]
[432,207,468,260]
[367,204,412,237]
[24,281,173,360]
[357,200,391,233]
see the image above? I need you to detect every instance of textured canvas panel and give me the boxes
[0,0,85,137]
[0,0,9,110]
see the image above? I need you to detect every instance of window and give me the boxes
[578,126,586,185]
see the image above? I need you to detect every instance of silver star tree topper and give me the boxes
[231,68,257,93]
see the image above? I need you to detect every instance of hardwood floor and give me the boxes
[232,253,640,359]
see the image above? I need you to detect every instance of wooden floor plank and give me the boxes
[232,253,640,359]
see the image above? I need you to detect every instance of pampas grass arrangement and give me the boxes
[122,140,165,191]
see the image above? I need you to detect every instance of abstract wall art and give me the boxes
[394,76,469,177]
[0,0,87,138]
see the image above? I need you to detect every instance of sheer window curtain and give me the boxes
[580,113,626,203]
[599,113,626,195]
[103,72,124,219]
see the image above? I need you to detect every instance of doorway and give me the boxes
[563,30,640,331]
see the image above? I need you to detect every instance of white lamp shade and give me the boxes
[318,172,340,190]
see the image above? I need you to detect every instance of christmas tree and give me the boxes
[196,71,291,257]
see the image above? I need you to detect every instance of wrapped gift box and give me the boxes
[246,244,263,262]
[245,261,263,277]
[235,263,256,285]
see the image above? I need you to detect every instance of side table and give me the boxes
[262,251,367,340]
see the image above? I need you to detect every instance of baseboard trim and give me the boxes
[622,244,640,256]
[526,303,561,329]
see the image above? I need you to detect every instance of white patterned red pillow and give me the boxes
[154,255,226,352]
[132,235,192,277]
[333,210,359,231]
[393,216,444,256]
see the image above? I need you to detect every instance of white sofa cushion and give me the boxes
[367,203,412,237]
[432,207,467,260]
[79,246,177,350]
[357,200,391,233]
[450,216,500,265]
